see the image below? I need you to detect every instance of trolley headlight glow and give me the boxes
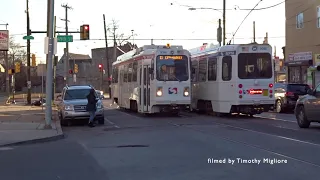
[183,87,189,97]
[156,87,163,96]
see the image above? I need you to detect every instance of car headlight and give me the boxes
[183,87,189,96]
[64,105,74,111]
[100,91,103,95]
[156,87,162,96]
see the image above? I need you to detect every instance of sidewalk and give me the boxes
[0,104,64,147]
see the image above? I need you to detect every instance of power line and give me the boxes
[286,17,318,27]
[227,0,263,44]
[27,36,284,43]
[172,0,286,11]
[239,0,286,10]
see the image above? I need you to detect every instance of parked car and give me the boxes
[274,83,311,113]
[295,84,320,128]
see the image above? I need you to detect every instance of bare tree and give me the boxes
[8,36,27,65]
[108,19,133,47]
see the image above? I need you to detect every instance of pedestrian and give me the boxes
[86,89,98,127]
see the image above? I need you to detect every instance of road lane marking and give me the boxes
[104,117,120,128]
[255,115,296,123]
[181,125,320,168]
[206,121,320,147]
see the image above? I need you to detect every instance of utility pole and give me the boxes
[26,0,31,104]
[253,21,256,43]
[223,0,226,45]
[12,54,15,104]
[61,4,72,85]
[45,0,55,127]
[103,14,111,97]
[53,16,56,100]
[112,27,117,67]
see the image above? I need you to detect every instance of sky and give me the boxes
[0,0,285,64]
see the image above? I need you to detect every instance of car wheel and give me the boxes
[296,105,310,128]
[275,100,283,113]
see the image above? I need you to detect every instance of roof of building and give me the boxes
[68,53,91,60]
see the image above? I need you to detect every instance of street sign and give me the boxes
[57,35,73,42]
[23,35,34,40]
[0,30,9,51]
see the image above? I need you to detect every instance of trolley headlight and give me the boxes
[183,87,189,96]
[156,87,163,96]
[64,105,74,111]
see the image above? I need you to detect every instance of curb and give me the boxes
[0,110,65,148]
[0,134,65,148]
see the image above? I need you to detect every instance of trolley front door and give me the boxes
[141,65,150,112]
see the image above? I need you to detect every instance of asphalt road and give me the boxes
[2,100,320,180]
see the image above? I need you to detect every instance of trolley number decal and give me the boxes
[159,56,183,60]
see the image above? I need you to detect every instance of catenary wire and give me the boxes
[239,0,286,10]
[227,0,264,44]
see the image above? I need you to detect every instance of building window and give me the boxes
[296,12,303,29]
[317,6,320,28]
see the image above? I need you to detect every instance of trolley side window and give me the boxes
[222,56,232,81]
[128,63,133,82]
[238,53,272,79]
[191,59,198,82]
[198,57,207,82]
[123,65,128,82]
[132,62,138,82]
[112,66,119,83]
[208,57,217,81]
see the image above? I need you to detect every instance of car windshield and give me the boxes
[287,84,310,94]
[156,55,189,81]
[64,89,92,100]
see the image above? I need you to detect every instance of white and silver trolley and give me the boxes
[190,43,274,116]
[111,44,191,115]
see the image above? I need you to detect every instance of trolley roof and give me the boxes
[189,43,272,57]
[113,44,185,65]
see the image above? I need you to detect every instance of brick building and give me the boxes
[285,0,320,84]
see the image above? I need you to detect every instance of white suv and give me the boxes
[57,85,104,126]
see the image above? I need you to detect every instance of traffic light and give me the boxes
[15,62,21,73]
[32,54,36,67]
[98,64,103,72]
[80,24,89,40]
[69,69,73,74]
[74,64,78,73]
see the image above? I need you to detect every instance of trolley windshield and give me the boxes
[238,53,273,79]
[156,55,189,81]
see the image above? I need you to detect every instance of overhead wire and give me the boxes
[227,0,264,44]
[239,0,286,10]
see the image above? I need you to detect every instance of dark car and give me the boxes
[274,83,311,113]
